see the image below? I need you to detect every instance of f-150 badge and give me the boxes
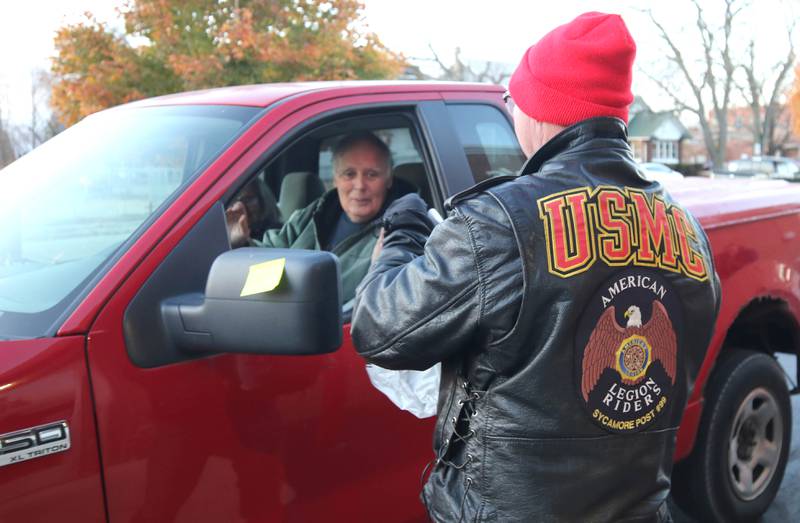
[0,421,70,468]
[576,269,683,433]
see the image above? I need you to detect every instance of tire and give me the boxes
[672,349,791,522]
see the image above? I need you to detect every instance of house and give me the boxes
[684,104,800,166]
[712,105,798,161]
[627,97,691,164]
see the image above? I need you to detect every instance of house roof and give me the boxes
[629,109,691,140]
[629,96,651,116]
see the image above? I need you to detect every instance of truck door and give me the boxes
[84,95,454,522]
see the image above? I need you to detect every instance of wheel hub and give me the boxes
[728,387,783,501]
[736,419,758,460]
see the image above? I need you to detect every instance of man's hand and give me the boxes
[382,194,429,228]
[382,194,433,235]
[376,194,434,259]
[226,201,251,248]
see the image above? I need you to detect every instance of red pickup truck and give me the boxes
[1,82,798,523]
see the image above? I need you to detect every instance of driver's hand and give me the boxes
[226,201,251,248]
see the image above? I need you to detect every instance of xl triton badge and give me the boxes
[0,421,70,468]
[575,269,684,433]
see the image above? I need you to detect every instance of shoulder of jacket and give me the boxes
[297,189,337,221]
[285,202,315,226]
[444,175,518,211]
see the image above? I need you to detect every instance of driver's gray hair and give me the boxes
[332,131,392,172]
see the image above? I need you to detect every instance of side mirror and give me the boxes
[162,248,342,355]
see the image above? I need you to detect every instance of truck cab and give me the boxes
[1,82,799,522]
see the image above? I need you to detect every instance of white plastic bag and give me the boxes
[365,363,441,419]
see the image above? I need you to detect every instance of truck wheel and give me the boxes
[672,350,791,522]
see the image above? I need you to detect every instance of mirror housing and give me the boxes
[162,248,342,356]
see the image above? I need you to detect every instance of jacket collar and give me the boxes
[520,117,629,175]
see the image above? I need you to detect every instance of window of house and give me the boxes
[630,140,645,161]
[653,140,678,163]
[446,104,526,183]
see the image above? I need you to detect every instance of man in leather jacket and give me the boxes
[352,12,721,523]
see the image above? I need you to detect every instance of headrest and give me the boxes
[278,171,325,219]
[393,162,431,205]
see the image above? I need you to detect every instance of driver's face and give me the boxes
[333,142,392,224]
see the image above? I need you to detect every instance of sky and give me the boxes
[0,0,797,127]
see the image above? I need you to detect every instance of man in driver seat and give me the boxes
[227,131,397,302]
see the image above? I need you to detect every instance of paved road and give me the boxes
[672,354,800,522]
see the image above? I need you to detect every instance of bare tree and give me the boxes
[427,45,511,84]
[644,0,745,169]
[28,69,62,150]
[2,70,65,158]
[0,102,17,168]
[739,29,796,155]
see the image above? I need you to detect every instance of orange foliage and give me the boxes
[51,0,406,126]
[792,65,800,136]
[51,18,149,126]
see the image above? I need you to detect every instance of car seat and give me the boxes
[392,162,431,205]
[251,180,281,238]
[278,171,325,220]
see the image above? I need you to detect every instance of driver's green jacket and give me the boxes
[255,189,380,303]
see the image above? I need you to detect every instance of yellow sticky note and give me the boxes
[240,257,286,297]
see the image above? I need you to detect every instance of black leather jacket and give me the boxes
[352,117,721,523]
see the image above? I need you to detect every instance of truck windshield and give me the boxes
[0,104,260,339]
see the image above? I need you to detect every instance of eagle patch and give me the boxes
[575,268,683,433]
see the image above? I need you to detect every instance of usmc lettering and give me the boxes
[538,186,709,281]
[539,188,595,277]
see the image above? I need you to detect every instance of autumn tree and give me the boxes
[788,66,800,137]
[51,13,177,126]
[51,0,405,126]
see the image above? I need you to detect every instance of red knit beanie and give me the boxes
[509,12,636,126]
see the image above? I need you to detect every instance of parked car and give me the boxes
[2,82,800,523]
[724,156,800,181]
[639,161,685,184]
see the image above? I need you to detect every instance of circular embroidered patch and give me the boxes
[575,268,684,433]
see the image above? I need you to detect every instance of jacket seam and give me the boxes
[436,379,459,459]
[484,191,528,348]
[484,376,505,438]
[478,411,490,522]
[483,426,679,442]
[459,208,487,326]
[477,383,501,519]
[358,280,481,357]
